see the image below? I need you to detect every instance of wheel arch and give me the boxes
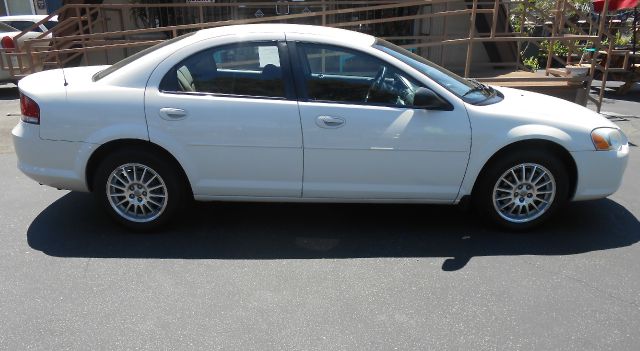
[471,139,578,200]
[85,138,193,196]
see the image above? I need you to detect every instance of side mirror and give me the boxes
[413,88,453,111]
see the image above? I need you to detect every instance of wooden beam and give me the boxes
[465,0,478,77]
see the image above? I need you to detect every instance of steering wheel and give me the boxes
[365,66,387,102]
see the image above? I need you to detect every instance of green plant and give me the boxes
[523,56,540,71]
[603,32,631,48]
[540,40,569,57]
[615,32,631,47]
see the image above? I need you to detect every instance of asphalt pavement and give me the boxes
[0,83,639,350]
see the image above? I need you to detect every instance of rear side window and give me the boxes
[7,21,41,32]
[160,41,285,98]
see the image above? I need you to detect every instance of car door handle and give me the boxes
[159,108,188,120]
[316,115,346,129]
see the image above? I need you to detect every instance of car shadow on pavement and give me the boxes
[0,85,19,100]
[27,192,640,271]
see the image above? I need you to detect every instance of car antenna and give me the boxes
[61,67,68,86]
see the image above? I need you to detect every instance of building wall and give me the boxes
[3,0,51,14]
[88,0,496,71]
[417,1,491,72]
[3,0,35,15]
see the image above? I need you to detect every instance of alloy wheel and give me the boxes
[106,163,168,223]
[492,163,556,224]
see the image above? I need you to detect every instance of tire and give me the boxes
[472,149,569,231]
[92,148,187,232]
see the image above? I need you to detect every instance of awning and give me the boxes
[593,0,639,12]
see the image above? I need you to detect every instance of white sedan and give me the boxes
[0,21,42,84]
[12,24,629,231]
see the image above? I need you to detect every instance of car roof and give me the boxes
[0,15,58,22]
[97,24,378,87]
[194,24,375,46]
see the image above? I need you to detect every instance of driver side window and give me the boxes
[297,43,422,107]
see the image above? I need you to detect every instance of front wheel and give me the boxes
[473,151,569,230]
[93,149,186,231]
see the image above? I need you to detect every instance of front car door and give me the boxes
[288,38,471,201]
[145,34,303,198]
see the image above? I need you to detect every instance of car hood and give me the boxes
[470,86,618,132]
[463,86,621,152]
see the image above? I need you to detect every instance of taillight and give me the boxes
[1,36,15,50]
[20,93,40,124]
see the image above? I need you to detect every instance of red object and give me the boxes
[20,93,40,124]
[593,0,639,12]
[1,36,14,50]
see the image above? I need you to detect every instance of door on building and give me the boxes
[4,0,34,15]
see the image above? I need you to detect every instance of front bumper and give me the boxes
[12,121,91,192]
[571,145,629,201]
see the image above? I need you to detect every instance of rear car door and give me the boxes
[145,35,303,198]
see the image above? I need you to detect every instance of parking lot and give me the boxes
[1,83,639,350]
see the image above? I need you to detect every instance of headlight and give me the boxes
[591,128,628,151]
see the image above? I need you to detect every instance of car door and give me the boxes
[289,41,471,201]
[145,36,303,198]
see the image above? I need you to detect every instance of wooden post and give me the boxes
[119,8,125,59]
[321,0,326,26]
[490,0,499,38]
[596,0,611,112]
[87,6,94,34]
[520,0,526,35]
[26,41,34,74]
[519,0,526,71]
[440,1,448,66]
[101,8,108,33]
[464,0,478,77]
[545,0,563,75]
[16,52,24,75]
[100,8,108,64]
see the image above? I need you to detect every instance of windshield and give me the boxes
[373,39,497,104]
[93,32,196,81]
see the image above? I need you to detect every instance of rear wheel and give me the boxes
[93,149,186,231]
[473,150,569,230]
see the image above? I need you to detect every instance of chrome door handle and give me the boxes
[316,115,346,129]
[159,108,188,120]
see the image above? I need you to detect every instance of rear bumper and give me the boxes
[571,145,629,201]
[12,121,92,192]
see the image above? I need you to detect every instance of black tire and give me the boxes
[92,148,188,232]
[472,149,569,231]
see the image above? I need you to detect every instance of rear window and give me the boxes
[92,32,196,82]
